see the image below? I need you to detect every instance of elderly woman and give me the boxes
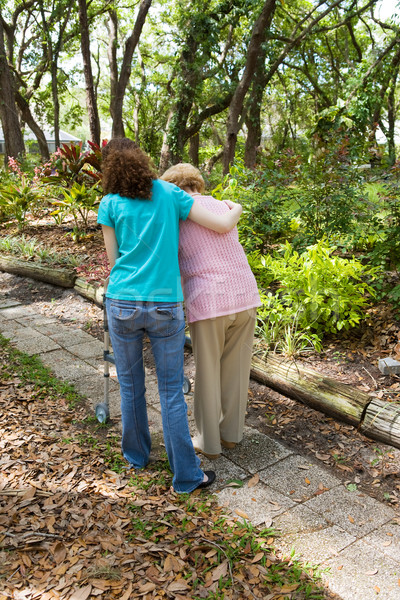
[161,163,261,459]
[97,140,242,492]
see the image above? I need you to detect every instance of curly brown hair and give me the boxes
[101,138,156,200]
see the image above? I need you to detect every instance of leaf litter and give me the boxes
[0,339,340,600]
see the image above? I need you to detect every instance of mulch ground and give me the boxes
[0,336,342,600]
[1,217,399,516]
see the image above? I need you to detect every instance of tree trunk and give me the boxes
[189,133,199,167]
[159,110,174,172]
[15,92,49,161]
[78,0,101,145]
[244,54,266,168]
[110,0,152,138]
[222,0,277,173]
[204,148,223,173]
[0,19,25,162]
[50,60,60,149]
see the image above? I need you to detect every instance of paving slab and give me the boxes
[220,426,293,473]
[272,503,332,535]
[85,356,118,378]
[47,329,97,347]
[71,373,119,403]
[33,322,74,336]
[16,314,58,327]
[304,485,396,537]
[0,305,35,320]
[106,389,122,419]
[216,480,296,526]
[10,334,61,355]
[66,339,104,360]
[198,454,248,489]
[324,539,400,600]
[0,299,21,309]
[363,520,400,563]
[147,405,163,431]
[39,349,100,382]
[0,319,27,337]
[258,454,341,501]
[279,524,356,564]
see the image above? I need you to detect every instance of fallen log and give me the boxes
[74,277,104,306]
[0,256,76,288]
[361,398,400,448]
[250,354,370,426]
[250,354,400,450]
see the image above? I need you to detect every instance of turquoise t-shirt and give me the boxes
[97,179,194,302]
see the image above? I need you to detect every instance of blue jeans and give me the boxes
[105,298,204,493]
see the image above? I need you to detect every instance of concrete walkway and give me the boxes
[0,296,399,600]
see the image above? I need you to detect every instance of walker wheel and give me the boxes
[95,402,110,424]
[182,376,191,394]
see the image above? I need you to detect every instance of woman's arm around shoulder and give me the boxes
[187,198,242,233]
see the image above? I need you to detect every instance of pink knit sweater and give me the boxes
[179,194,261,323]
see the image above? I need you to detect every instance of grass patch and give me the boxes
[0,234,83,267]
[0,333,84,408]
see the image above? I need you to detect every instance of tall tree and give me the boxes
[158,0,239,170]
[222,0,277,173]
[38,0,73,149]
[78,0,101,144]
[107,0,152,138]
[0,14,25,161]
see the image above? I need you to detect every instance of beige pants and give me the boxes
[189,308,257,455]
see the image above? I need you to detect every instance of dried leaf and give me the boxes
[315,453,330,461]
[167,580,190,592]
[139,582,156,593]
[69,585,92,600]
[211,560,228,581]
[280,583,299,592]
[251,552,264,563]
[51,542,67,563]
[365,569,378,576]
[164,554,183,572]
[248,474,259,488]
[235,509,249,519]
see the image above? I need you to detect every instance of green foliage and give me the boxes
[367,161,400,269]
[253,241,375,353]
[0,235,84,267]
[291,134,368,248]
[42,142,103,189]
[0,176,39,230]
[212,158,295,253]
[51,181,101,235]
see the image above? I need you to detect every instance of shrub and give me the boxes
[253,240,375,353]
[212,158,297,253]
[291,135,369,249]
